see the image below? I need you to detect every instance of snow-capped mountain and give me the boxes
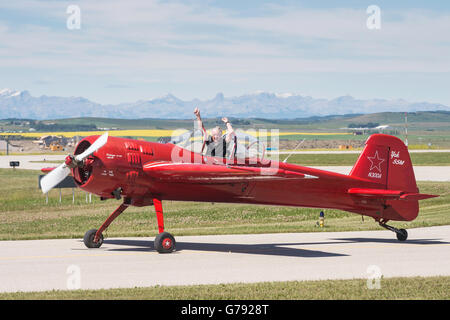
[0,88,448,120]
[0,88,22,97]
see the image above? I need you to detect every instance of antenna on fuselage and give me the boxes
[282,138,305,163]
[404,112,408,147]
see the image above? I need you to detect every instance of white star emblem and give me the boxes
[367,151,385,172]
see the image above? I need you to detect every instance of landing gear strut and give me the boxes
[153,198,176,253]
[378,219,408,241]
[82,197,176,253]
[83,202,129,248]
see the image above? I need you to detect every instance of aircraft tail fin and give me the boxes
[350,134,417,192]
[349,134,425,221]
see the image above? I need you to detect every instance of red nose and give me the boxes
[65,155,74,166]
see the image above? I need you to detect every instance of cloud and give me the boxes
[33,79,52,85]
[0,1,449,104]
[104,84,133,89]
[1,1,448,70]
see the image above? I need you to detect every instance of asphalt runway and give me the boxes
[0,155,66,171]
[0,226,449,293]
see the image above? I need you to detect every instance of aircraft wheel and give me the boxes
[155,232,176,253]
[396,229,408,242]
[83,229,104,248]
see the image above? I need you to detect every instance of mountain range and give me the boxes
[1,88,449,120]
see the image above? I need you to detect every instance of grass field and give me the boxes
[0,168,449,241]
[0,276,448,300]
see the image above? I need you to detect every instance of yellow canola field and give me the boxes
[249,131,349,137]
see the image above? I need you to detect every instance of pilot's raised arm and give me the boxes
[222,117,235,143]
[194,107,207,140]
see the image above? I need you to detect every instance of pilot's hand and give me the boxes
[194,108,201,119]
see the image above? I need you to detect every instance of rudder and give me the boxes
[350,134,419,221]
[350,134,418,193]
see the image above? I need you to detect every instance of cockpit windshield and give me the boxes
[166,129,266,161]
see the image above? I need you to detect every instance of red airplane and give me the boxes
[40,131,437,253]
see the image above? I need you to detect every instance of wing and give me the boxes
[143,161,318,184]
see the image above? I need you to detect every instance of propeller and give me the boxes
[40,132,108,194]
[74,132,108,162]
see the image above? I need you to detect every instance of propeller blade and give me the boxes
[75,132,108,162]
[40,163,71,194]
[40,133,108,194]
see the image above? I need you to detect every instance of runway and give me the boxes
[0,226,449,293]
[0,154,66,171]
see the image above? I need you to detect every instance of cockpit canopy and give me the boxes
[164,129,267,161]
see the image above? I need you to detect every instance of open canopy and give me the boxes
[166,128,267,161]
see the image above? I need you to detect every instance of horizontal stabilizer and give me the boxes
[399,193,439,201]
[348,188,438,201]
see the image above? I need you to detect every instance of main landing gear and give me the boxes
[83,198,176,253]
[378,219,408,241]
[152,198,176,253]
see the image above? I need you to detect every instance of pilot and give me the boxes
[194,107,235,158]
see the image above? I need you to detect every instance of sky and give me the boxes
[0,0,449,106]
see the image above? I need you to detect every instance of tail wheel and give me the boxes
[155,232,176,253]
[83,229,104,248]
[396,229,408,241]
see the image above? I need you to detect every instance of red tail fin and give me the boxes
[350,134,421,221]
[350,134,417,192]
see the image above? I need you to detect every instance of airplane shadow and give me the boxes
[99,235,450,258]
[102,239,350,258]
[330,237,449,245]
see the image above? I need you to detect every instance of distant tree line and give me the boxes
[213,118,251,125]
[33,123,98,132]
[1,119,98,132]
[348,122,380,128]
